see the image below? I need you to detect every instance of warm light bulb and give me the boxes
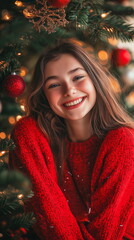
[17,52,22,56]
[17,194,24,199]
[16,115,22,121]
[0,132,6,139]
[8,116,16,124]
[101,12,109,18]
[19,67,28,77]
[108,38,118,45]
[23,6,34,18]
[20,104,25,111]
[0,151,6,157]
[107,28,114,33]
[15,1,23,7]
[98,50,108,61]
[2,10,12,21]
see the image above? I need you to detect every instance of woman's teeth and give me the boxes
[64,98,83,107]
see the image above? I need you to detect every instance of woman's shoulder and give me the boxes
[11,116,45,140]
[102,126,134,149]
[12,116,37,132]
[107,126,134,140]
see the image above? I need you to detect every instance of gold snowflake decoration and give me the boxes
[24,0,68,33]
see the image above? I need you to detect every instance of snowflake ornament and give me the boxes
[25,0,68,33]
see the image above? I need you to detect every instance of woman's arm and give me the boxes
[88,127,134,240]
[9,117,90,240]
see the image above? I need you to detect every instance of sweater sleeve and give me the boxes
[87,127,134,240]
[9,117,92,240]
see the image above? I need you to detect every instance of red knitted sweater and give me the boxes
[9,116,134,240]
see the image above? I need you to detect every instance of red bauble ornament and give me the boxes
[3,74,25,98]
[111,48,131,67]
[49,0,71,8]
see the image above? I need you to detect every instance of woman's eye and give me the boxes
[73,76,84,81]
[48,83,60,89]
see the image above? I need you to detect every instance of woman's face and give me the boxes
[43,54,96,122]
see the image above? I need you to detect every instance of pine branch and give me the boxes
[103,4,134,16]
[0,139,15,151]
[103,15,134,41]
[0,195,23,215]
[10,212,35,230]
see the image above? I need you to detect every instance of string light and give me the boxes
[23,6,35,18]
[0,151,6,157]
[108,38,118,45]
[1,10,12,21]
[98,50,108,61]
[17,52,22,56]
[16,115,22,121]
[17,194,24,199]
[0,132,6,139]
[101,12,109,18]
[14,1,24,7]
[8,116,16,125]
[20,104,25,111]
[107,28,114,33]
[19,67,28,77]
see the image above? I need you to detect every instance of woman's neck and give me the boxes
[65,118,93,142]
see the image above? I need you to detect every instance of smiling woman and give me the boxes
[43,54,96,135]
[9,41,134,240]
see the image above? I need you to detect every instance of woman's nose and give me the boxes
[64,85,77,97]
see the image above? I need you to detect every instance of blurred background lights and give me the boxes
[14,1,24,7]
[101,12,109,18]
[8,116,16,125]
[0,151,6,157]
[0,132,6,139]
[98,50,108,61]
[125,92,134,107]
[17,52,22,56]
[108,38,118,46]
[16,115,22,121]
[17,194,24,199]
[1,10,12,21]
[19,67,28,77]
[20,104,25,111]
[23,6,35,18]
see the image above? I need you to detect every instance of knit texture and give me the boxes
[9,116,134,240]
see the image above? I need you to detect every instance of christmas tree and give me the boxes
[0,138,35,240]
[0,0,134,137]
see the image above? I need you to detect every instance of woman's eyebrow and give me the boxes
[68,67,85,74]
[45,67,85,83]
[45,75,58,83]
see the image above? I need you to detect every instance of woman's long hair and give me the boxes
[25,40,134,183]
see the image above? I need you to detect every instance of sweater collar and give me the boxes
[66,135,99,154]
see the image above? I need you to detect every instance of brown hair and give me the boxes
[25,40,134,182]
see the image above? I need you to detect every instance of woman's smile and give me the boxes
[62,96,86,109]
